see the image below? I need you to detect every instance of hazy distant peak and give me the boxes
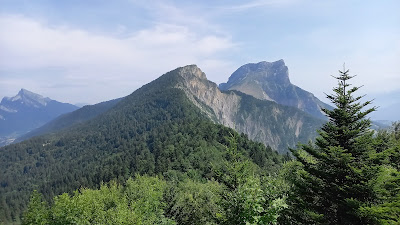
[220,60,332,120]
[220,60,290,91]
[0,89,79,146]
[3,88,52,108]
[20,88,50,99]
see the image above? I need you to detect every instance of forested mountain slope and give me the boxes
[15,97,122,143]
[0,66,283,223]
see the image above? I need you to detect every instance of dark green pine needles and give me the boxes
[288,67,377,224]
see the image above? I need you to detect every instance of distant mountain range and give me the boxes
[0,89,79,146]
[16,97,122,143]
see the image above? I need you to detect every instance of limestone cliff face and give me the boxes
[219,60,332,120]
[175,65,241,128]
[174,65,323,153]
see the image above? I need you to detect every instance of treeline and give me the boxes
[23,69,400,225]
[22,121,400,225]
[22,135,287,225]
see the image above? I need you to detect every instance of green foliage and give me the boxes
[17,129,286,225]
[22,190,49,225]
[21,170,288,225]
[167,179,224,225]
[222,175,287,225]
[284,68,378,224]
[215,134,287,225]
[50,182,134,224]
[359,165,400,225]
[359,123,400,225]
[124,175,171,224]
[281,69,400,225]
[23,176,174,225]
[214,133,257,190]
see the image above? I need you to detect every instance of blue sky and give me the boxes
[0,0,399,118]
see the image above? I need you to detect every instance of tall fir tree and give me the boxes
[286,67,377,224]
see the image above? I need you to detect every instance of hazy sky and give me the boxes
[0,0,399,108]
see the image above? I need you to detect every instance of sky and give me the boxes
[0,0,399,118]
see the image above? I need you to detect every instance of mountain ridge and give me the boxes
[9,65,324,152]
[0,66,284,223]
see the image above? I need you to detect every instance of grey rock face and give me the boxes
[219,60,331,120]
[174,65,323,153]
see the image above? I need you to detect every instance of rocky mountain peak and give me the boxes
[220,59,290,90]
[176,64,207,81]
[3,88,51,108]
[219,60,332,120]
[169,64,322,152]
[252,59,286,72]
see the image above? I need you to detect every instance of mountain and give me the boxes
[175,65,323,152]
[0,65,325,223]
[15,97,122,143]
[13,66,323,153]
[0,65,286,223]
[219,60,332,120]
[0,89,79,146]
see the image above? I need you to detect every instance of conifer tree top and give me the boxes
[318,67,376,151]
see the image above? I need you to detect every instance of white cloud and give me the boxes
[218,0,300,12]
[0,14,235,103]
[1,0,398,107]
